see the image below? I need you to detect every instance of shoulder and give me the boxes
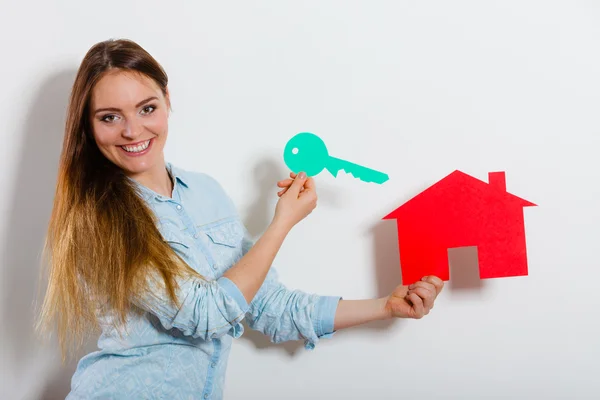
[169,163,234,204]
[170,163,221,187]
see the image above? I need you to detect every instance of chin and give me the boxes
[122,160,159,176]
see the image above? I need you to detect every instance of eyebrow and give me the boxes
[93,96,159,114]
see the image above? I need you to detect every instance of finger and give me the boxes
[408,287,435,311]
[284,171,307,197]
[303,176,315,191]
[280,176,309,193]
[408,281,435,291]
[277,179,294,187]
[299,177,316,198]
[277,182,292,190]
[406,292,425,319]
[413,281,438,309]
[409,281,437,296]
[421,276,444,295]
[278,186,291,197]
[289,171,297,178]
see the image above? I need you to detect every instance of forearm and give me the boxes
[222,221,289,304]
[333,297,390,331]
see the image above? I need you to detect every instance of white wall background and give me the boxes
[1,1,599,399]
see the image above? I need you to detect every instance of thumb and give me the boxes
[285,171,307,197]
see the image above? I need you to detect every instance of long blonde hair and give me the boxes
[36,39,199,361]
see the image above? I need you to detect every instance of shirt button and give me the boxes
[204,394,209,399]
[194,233,199,238]
[176,205,182,210]
[211,362,216,368]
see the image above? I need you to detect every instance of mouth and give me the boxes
[119,138,153,156]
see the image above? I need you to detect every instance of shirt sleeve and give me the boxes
[241,231,342,350]
[132,269,250,341]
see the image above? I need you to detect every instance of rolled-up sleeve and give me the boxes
[244,267,341,349]
[133,272,250,340]
[312,294,341,339]
[236,229,340,349]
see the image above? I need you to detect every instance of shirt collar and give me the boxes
[128,161,188,202]
[166,162,188,188]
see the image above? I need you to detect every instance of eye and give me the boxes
[141,105,156,115]
[100,114,118,123]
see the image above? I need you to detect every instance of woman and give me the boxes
[37,38,444,399]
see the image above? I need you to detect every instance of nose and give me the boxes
[121,118,143,140]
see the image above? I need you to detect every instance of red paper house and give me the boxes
[383,170,536,285]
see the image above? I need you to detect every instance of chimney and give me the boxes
[488,171,506,191]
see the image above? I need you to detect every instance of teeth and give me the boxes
[122,140,150,153]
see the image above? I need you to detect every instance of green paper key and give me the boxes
[283,132,389,184]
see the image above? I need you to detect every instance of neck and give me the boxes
[129,160,173,198]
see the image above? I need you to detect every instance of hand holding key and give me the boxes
[273,171,317,231]
[283,132,389,184]
[277,171,309,197]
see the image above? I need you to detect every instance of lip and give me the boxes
[118,138,153,157]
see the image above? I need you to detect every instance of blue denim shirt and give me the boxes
[66,163,341,399]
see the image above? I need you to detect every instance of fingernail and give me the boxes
[298,172,306,179]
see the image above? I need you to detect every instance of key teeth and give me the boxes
[339,169,363,181]
[340,169,359,179]
[335,168,352,179]
[342,168,389,184]
[328,165,389,184]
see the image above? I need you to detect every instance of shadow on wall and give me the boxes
[448,246,486,291]
[242,158,282,239]
[373,210,486,297]
[242,157,343,239]
[240,158,305,357]
[0,68,97,400]
[239,158,350,355]
[368,220,400,331]
[238,167,491,354]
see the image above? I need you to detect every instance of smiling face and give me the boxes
[89,69,170,180]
